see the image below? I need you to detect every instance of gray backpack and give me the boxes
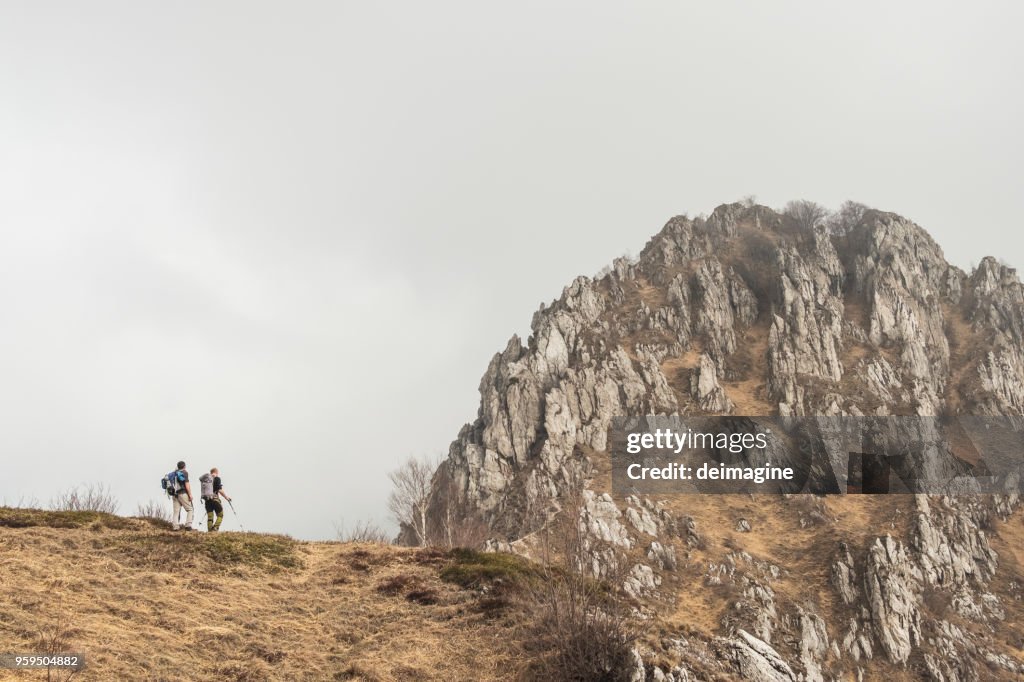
[199,473,214,500]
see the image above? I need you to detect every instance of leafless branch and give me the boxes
[49,484,119,514]
[387,455,438,547]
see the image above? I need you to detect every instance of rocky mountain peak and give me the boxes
[419,201,1024,680]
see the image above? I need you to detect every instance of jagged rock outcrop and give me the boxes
[766,235,845,415]
[831,542,858,605]
[691,353,734,412]
[646,541,677,571]
[849,215,955,415]
[728,630,796,682]
[417,201,1024,680]
[796,609,829,682]
[433,204,1024,535]
[864,535,923,663]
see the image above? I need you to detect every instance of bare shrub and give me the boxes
[49,483,119,514]
[334,519,392,544]
[783,199,831,232]
[35,597,80,682]
[522,481,641,681]
[432,474,490,549]
[136,499,172,524]
[828,200,870,235]
[443,514,489,549]
[1,495,41,509]
[36,599,73,652]
[733,229,780,307]
[387,455,438,547]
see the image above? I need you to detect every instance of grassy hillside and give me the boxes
[6,501,1021,681]
[0,509,526,681]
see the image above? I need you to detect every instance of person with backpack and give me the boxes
[166,460,194,531]
[199,467,231,532]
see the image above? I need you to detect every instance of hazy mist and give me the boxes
[2,1,1021,538]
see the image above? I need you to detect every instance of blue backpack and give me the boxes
[161,470,181,496]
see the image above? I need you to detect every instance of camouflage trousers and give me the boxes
[204,497,224,532]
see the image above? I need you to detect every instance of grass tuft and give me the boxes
[439,548,539,589]
[102,531,302,572]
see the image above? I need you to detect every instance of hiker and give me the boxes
[169,460,194,531]
[199,467,231,532]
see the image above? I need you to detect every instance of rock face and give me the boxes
[864,535,922,663]
[420,202,1024,680]
[728,630,796,682]
[691,353,734,412]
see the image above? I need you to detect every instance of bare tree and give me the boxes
[49,484,119,514]
[827,200,869,235]
[387,455,437,547]
[434,474,489,549]
[783,199,831,232]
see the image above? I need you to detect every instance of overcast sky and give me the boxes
[1,2,1021,539]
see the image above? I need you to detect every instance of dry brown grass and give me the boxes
[0,510,522,681]
[635,277,669,310]
[721,321,773,415]
[941,301,989,414]
[2,492,995,682]
[989,512,1024,661]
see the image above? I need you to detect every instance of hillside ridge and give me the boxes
[0,509,523,681]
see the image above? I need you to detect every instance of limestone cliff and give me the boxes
[425,202,1024,680]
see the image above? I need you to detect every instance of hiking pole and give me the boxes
[228,499,246,532]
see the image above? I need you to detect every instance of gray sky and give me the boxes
[1,1,1021,539]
